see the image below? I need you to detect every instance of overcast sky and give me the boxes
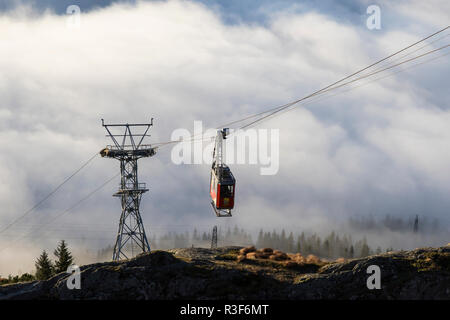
[0,0,449,274]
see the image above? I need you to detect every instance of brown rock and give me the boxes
[239,246,256,255]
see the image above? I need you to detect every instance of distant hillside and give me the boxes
[1,245,449,300]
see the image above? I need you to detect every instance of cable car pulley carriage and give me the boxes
[210,128,236,217]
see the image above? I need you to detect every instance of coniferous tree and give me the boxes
[193,228,199,241]
[53,240,74,274]
[287,232,294,253]
[324,239,330,257]
[360,243,370,257]
[150,235,158,250]
[296,235,302,253]
[226,227,231,239]
[280,229,287,251]
[35,250,53,280]
[264,232,270,248]
[233,225,239,236]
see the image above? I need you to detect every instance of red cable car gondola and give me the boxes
[210,128,236,217]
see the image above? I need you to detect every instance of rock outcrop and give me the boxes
[1,245,449,300]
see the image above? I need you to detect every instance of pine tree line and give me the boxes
[1,240,75,285]
[35,239,75,280]
[96,226,254,260]
[256,229,376,259]
[94,226,383,260]
[348,214,442,233]
[151,226,253,250]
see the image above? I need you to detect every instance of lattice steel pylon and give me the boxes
[211,225,218,249]
[100,119,156,261]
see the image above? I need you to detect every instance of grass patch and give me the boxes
[214,249,240,261]
[412,252,450,272]
[215,253,238,261]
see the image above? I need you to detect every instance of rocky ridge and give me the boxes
[1,245,449,300]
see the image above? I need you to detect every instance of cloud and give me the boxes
[0,0,449,274]
[0,0,137,15]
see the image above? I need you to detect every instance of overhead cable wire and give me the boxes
[357,33,449,76]
[240,44,450,130]
[0,173,119,252]
[151,26,449,146]
[153,39,450,144]
[153,43,448,148]
[5,29,447,244]
[0,152,99,234]
[253,51,450,123]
